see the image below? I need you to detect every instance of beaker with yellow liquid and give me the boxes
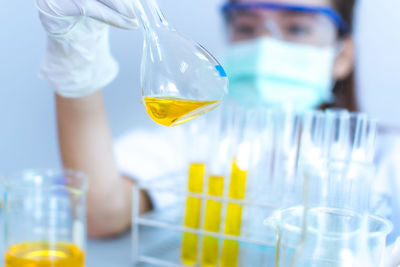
[5,242,84,267]
[132,0,228,126]
[1,170,88,267]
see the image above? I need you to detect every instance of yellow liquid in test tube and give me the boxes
[181,163,206,266]
[5,241,85,267]
[201,175,224,267]
[144,97,220,127]
[221,160,248,267]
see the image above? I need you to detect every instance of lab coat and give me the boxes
[114,127,400,243]
[114,126,187,209]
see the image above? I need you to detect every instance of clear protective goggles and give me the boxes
[222,2,349,47]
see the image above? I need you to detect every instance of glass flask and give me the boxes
[1,169,88,267]
[270,207,392,267]
[132,0,229,127]
[278,110,379,267]
[290,159,375,267]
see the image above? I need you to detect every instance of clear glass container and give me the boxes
[248,109,302,207]
[1,169,88,267]
[300,109,377,163]
[270,207,392,267]
[132,0,228,127]
[291,159,375,267]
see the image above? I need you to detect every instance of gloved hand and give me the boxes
[386,237,400,267]
[35,0,138,98]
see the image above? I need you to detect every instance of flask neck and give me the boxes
[132,0,168,32]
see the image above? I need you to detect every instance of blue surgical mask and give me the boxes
[223,37,336,112]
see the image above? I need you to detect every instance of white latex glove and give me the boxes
[35,0,138,98]
[385,237,400,267]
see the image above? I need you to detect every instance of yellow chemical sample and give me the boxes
[5,241,84,267]
[144,97,220,127]
[181,163,206,266]
[221,160,248,267]
[201,175,224,267]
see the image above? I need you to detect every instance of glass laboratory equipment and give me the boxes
[249,109,302,207]
[221,108,256,267]
[300,109,377,163]
[181,115,210,266]
[132,0,229,127]
[1,169,88,267]
[289,159,375,267]
[271,207,393,267]
[181,106,284,267]
[201,106,238,267]
[274,110,379,267]
[131,108,305,266]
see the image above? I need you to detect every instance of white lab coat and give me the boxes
[114,127,187,209]
[114,127,400,243]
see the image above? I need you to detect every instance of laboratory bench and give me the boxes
[87,231,133,267]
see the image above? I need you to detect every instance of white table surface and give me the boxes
[87,231,133,267]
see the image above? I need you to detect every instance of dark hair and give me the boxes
[327,0,358,111]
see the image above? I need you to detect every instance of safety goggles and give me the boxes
[222,2,349,47]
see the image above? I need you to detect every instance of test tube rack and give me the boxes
[131,172,280,267]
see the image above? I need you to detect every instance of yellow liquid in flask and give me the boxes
[5,241,85,267]
[143,97,220,126]
[221,159,248,267]
[181,163,205,266]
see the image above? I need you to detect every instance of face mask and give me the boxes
[223,37,337,112]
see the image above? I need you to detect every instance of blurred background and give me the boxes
[0,0,399,172]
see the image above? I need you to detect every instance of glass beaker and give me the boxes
[132,0,228,127]
[1,169,88,267]
[270,207,393,267]
[291,159,375,267]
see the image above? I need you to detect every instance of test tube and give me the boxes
[201,106,237,267]
[291,110,379,266]
[301,109,377,163]
[220,159,248,267]
[202,175,225,266]
[181,163,206,265]
[252,109,302,207]
[181,116,210,265]
[290,160,375,266]
[221,111,254,267]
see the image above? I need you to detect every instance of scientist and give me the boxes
[35,0,400,264]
